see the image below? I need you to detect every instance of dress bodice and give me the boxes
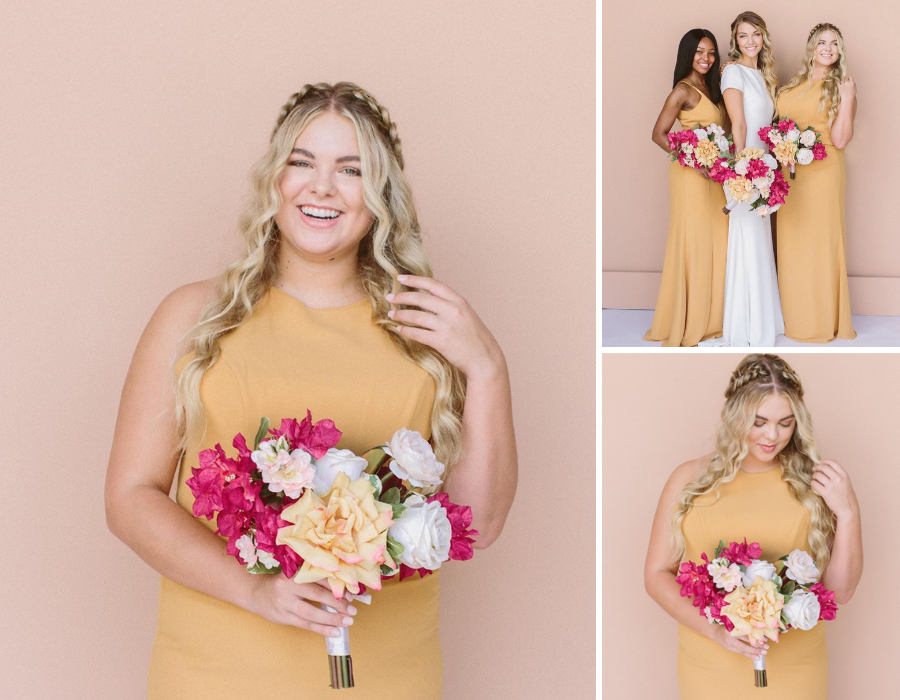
[722,64,774,150]
[676,82,725,131]
[776,80,833,147]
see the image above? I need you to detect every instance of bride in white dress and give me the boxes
[702,12,784,347]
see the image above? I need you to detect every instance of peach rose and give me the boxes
[721,576,786,647]
[773,140,798,167]
[694,139,720,168]
[726,176,755,203]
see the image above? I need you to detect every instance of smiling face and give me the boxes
[693,37,716,75]
[736,22,763,60]
[274,111,374,262]
[745,392,796,465]
[813,29,840,68]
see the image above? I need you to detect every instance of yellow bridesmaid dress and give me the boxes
[644,83,729,347]
[148,286,442,700]
[677,467,827,699]
[775,80,856,342]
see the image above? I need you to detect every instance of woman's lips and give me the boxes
[759,444,777,453]
[298,206,343,229]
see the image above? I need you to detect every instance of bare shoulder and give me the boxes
[665,454,712,493]
[143,278,220,359]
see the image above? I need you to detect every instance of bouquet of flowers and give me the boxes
[186,411,477,689]
[717,148,791,217]
[676,539,838,688]
[668,123,733,173]
[758,117,827,179]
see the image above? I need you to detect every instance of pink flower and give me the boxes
[778,118,796,132]
[720,539,763,566]
[809,583,839,621]
[186,444,232,519]
[428,492,479,561]
[757,126,773,147]
[397,563,435,581]
[746,158,770,180]
[709,159,735,184]
[812,142,827,160]
[269,411,342,459]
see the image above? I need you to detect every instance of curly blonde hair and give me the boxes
[777,23,847,125]
[670,354,835,571]
[729,12,778,104]
[174,82,465,466]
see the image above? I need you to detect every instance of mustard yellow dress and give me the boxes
[148,286,441,699]
[775,80,856,342]
[678,467,827,699]
[645,83,729,347]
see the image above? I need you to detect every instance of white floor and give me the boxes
[602,309,900,348]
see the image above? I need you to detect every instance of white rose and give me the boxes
[755,205,770,217]
[799,130,817,147]
[741,559,777,587]
[786,128,801,142]
[385,428,446,489]
[752,177,770,192]
[388,495,452,570]
[693,128,709,140]
[796,148,814,166]
[715,136,730,153]
[768,129,782,144]
[311,448,368,496]
[252,437,316,499]
[782,590,821,630]
[708,123,725,136]
[734,159,749,176]
[707,558,743,592]
[766,170,775,183]
[784,549,820,584]
[768,203,781,214]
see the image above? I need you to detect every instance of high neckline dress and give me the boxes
[148,286,442,699]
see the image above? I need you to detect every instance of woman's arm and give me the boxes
[105,281,355,636]
[812,460,863,603]
[830,77,857,149]
[651,83,693,152]
[386,274,518,548]
[723,88,747,152]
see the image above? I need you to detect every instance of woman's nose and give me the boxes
[310,168,336,196]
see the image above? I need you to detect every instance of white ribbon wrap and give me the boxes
[323,593,372,657]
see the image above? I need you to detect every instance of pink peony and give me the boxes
[428,492,479,561]
[720,539,763,566]
[809,582,839,621]
[778,118,796,132]
[812,142,827,161]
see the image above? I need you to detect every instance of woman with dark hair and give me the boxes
[645,29,730,347]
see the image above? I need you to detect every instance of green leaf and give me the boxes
[381,487,402,505]
[772,575,783,589]
[391,502,407,520]
[783,580,797,595]
[367,474,382,497]
[246,562,281,575]
[254,417,271,450]
[782,594,792,606]
[386,535,405,561]
[381,564,399,576]
[715,540,726,558]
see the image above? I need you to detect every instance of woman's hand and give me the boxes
[246,575,358,638]
[719,60,737,75]
[837,76,857,101]
[387,274,505,379]
[708,624,769,661]
[811,459,859,520]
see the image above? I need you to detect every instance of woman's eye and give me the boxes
[341,167,362,177]
[289,160,312,168]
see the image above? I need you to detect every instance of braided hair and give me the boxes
[670,354,836,570]
[777,23,847,126]
[175,82,465,468]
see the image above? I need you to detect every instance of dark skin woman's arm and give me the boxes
[651,83,697,152]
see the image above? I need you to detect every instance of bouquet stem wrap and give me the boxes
[753,655,767,688]
[324,605,354,689]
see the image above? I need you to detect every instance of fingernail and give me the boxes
[348,606,357,615]
[331,629,341,637]
[386,293,394,300]
[397,274,407,280]
[342,617,354,626]
[388,310,395,318]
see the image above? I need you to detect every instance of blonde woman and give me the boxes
[701,12,784,347]
[104,83,518,699]
[645,354,863,698]
[775,24,857,343]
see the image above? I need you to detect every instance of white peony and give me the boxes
[707,558,743,592]
[786,128,801,143]
[782,590,821,630]
[734,159,750,176]
[385,428,446,489]
[252,437,316,499]
[762,154,778,170]
[768,129,782,144]
[741,559,777,587]
[707,123,724,136]
[784,549,820,584]
[800,130,817,147]
[388,495,451,570]
[752,177,770,192]
[693,128,709,140]
[796,148,814,166]
[715,136,730,152]
[311,448,368,496]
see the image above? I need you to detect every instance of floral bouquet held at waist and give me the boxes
[676,538,838,688]
[758,117,827,179]
[715,148,791,218]
[668,123,733,175]
[186,412,477,690]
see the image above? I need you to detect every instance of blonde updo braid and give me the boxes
[670,354,836,570]
[176,82,465,469]
[777,23,847,125]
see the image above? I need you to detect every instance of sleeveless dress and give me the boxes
[677,467,827,699]
[644,82,728,347]
[148,286,442,700]
[701,65,784,347]
[775,80,856,343]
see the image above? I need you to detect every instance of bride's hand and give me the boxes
[246,576,357,637]
[387,274,506,379]
[708,624,769,661]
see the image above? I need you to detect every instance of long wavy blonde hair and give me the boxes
[729,12,778,103]
[174,82,465,466]
[670,354,835,571]
[777,23,847,125]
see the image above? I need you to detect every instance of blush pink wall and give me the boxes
[0,2,595,698]
[602,353,900,698]
[602,2,900,315]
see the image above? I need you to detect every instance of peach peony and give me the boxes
[694,139,720,168]
[737,147,765,161]
[773,140,798,167]
[721,576,786,646]
[726,176,755,203]
[276,472,395,600]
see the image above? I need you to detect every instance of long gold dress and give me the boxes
[677,467,827,699]
[775,80,856,342]
[644,82,729,346]
[148,286,442,699]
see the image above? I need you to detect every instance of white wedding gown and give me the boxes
[701,64,784,347]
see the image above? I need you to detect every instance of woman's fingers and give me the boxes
[296,599,354,628]
[396,274,463,304]
[387,290,451,315]
[389,308,440,330]
[296,583,355,616]
[287,609,345,638]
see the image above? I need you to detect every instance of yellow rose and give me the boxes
[722,576,786,646]
[276,471,395,599]
[694,140,720,168]
[726,176,755,203]
[737,147,764,161]
[773,140,798,167]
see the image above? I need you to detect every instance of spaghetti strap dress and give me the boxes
[644,82,729,347]
[677,467,827,699]
[147,286,442,699]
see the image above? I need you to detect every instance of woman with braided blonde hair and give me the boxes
[775,24,858,343]
[645,354,862,698]
[105,82,518,698]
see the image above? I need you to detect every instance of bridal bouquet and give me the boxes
[758,117,827,179]
[186,412,477,689]
[676,538,838,688]
[719,148,791,217]
[668,123,733,173]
